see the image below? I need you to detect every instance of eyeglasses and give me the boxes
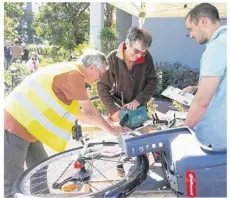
[32,58,37,60]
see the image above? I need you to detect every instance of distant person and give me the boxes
[26,54,40,72]
[11,39,23,63]
[69,51,77,61]
[4,40,12,70]
[21,43,30,63]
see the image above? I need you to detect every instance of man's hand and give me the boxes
[123,99,140,110]
[179,86,198,96]
[109,110,120,122]
[110,126,131,136]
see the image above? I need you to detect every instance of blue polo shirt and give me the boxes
[194,25,227,149]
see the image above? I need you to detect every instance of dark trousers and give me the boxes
[4,130,49,197]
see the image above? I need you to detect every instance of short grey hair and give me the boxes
[185,3,220,25]
[126,26,152,49]
[78,49,107,68]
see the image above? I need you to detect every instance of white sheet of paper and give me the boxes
[166,110,188,119]
[161,85,194,106]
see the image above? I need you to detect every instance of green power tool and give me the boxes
[119,106,148,129]
[112,93,147,129]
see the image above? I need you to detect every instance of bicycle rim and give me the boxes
[14,142,148,198]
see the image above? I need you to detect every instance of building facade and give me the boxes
[116,9,227,69]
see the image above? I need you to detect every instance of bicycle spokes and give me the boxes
[50,155,134,194]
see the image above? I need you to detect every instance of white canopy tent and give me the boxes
[110,2,227,28]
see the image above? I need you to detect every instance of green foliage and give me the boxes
[99,3,118,56]
[4,2,24,41]
[147,98,158,119]
[4,63,31,84]
[4,12,18,41]
[4,2,35,43]
[155,61,199,98]
[4,63,32,96]
[20,8,35,43]
[4,2,24,20]
[100,27,119,55]
[27,42,90,67]
[73,43,92,57]
[34,2,90,50]
[87,84,108,115]
[39,57,57,67]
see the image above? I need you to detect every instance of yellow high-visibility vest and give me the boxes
[5,62,81,152]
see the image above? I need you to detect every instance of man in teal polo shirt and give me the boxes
[182,3,227,149]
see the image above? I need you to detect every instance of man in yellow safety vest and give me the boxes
[4,50,126,197]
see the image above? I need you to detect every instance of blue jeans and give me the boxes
[4,58,12,70]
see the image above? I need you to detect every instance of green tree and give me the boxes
[4,2,24,20]
[4,2,36,43]
[104,3,115,28]
[100,27,118,55]
[4,12,17,41]
[100,3,118,55]
[4,2,24,41]
[34,2,90,50]
[17,3,36,43]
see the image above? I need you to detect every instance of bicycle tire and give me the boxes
[14,142,149,198]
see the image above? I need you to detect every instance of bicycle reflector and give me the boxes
[62,183,79,192]
[74,161,82,169]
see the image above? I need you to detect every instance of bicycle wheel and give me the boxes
[14,142,149,198]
